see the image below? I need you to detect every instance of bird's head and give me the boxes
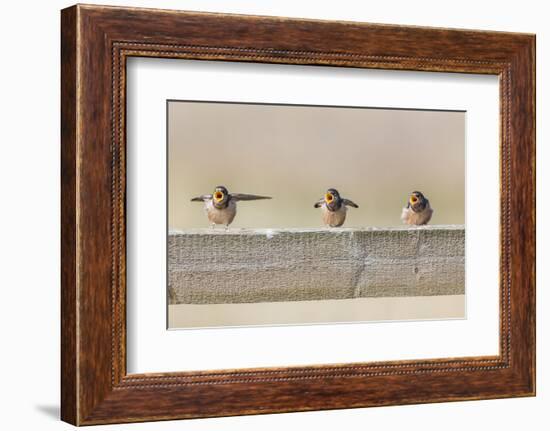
[409,191,427,211]
[213,185,229,207]
[325,188,341,210]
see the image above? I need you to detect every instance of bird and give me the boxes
[314,188,358,227]
[401,191,433,225]
[191,185,271,229]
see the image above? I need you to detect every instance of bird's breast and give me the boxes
[322,204,347,227]
[205,199,237,225]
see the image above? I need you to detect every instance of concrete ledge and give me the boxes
[168,226,465,305]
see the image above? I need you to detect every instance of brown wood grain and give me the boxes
[61,4,535,425]
[60,5,78,425]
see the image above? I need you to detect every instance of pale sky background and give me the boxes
[168,101,465,229]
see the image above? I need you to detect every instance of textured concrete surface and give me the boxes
[168,226,465,304]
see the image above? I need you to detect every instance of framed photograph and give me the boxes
[61,4,535,425]
[165,100,466,330]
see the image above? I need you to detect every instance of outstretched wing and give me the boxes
[343,198,359,208]
[313,198,324,208]
[230,193,271,201]
[190,194,212,202]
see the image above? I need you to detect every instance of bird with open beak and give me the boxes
[191,185,271,229]
[314,188,358,227]
[401,191,433,225]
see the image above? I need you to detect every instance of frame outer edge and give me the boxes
[522,34,536,395]
[531,34,536,396]
[526,34,536,395]
[61,5,79,426]
[503,34,536,395]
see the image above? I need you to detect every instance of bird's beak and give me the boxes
[214,191,224,202]
[325,193,334,204]
[410,195,418,205]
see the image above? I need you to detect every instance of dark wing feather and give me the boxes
[230,193,271,201]
[190,194,212,202]
[343,198,359,208]
[313,198,324,208]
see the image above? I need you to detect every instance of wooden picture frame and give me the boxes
[61,4,535,425]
